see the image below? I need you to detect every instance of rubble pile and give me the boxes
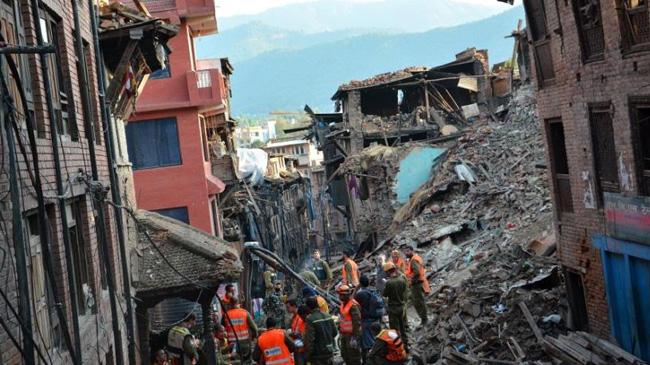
[338,66,428,91]
[361,106,441,134]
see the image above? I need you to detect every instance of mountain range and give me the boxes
[195,2,525,116]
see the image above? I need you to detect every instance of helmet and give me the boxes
[383,262,396,273]
[336,284,352,294]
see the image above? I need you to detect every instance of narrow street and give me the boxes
[2,0,650,365]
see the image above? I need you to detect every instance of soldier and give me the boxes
[404,246,430,327]
[311,249,333,288]
[338,285,362,365]
[367,323,408,365]
[299,270,321,288]
[252,317,296,365]
[167,313,199,365]
[304,297,337,365]
[264,281,287,328]
[223,297,259,365]
[381,262,409,352]
[341,249,360,288]
[264,267,277,296]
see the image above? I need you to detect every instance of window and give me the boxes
[630,98,650,195]
[126,118,182,170]
[589,104,620,205]
[41,10,78,141]
[67,201,93,315]
[573,0,605,61]
[154,207,189,224]
[83,40,102,145]
[547,119,574,214]
[617,0,650,52]
[524,0,555,86]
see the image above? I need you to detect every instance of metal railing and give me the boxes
[197,70,211,88]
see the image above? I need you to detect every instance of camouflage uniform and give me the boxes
[263,291,286,328]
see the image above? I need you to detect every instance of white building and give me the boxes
[235,121,277,147]
[264,139,323,176]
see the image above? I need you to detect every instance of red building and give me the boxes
[127,0,230,236]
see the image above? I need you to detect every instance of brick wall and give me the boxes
[0,0,125,363]
[526,0,650,339]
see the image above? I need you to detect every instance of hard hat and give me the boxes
[383,262,396,273]
[337,284,352,294]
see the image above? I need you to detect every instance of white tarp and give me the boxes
[237,148,268,186]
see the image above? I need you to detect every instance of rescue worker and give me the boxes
[304,297,337,365]
[338,285,362,365]
[354,275,383,364]
[302,287,329,314]
[311,249,333,288]
[374,254,387,294]
[264,267,277,296]
[213,323,235,365]
[286,299,306,365]
[223,297,259,365]
[404,246,430,327]
[367,323,408,365]
[153,349,170,365]
[390,250,406,273]
[252,317,297,365]
[222,284,236,311]
[299,270,321,288]
[341,249,360,288]
[264,281,287,328]
[381,262,409,352]
[167,313,200,365]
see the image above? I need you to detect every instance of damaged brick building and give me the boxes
[521,0,650,359]
[0,1,175,364]
[308,49,491,251]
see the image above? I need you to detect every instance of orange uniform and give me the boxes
[339,299,360,335]
[405,254,430,294]
[377,329,408,362]
[257,329,294,365]
[341,258,360,287]
[224,308,251,342]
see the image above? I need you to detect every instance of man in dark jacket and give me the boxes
[354,275,383,364]
[304,297,337,365]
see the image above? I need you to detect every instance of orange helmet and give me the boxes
[383,262,396,273]
[336,284,352,294]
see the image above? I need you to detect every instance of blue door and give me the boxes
[594,235,650,361]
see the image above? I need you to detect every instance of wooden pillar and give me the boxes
[202,299,218,365]
[136,303,151,365]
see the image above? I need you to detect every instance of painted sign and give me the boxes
[604,192,650,245]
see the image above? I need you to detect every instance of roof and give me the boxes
[133,210,242,302]
[332,66,428,99]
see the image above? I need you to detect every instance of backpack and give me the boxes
[366,289,385,319]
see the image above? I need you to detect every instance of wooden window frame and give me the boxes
[523,0,556,88]
[546,118,575,215]
[66,200,94,315]
[572,0,606,63]
[617,0,650,54]
[589,103,620,207]
[629,96,650,196]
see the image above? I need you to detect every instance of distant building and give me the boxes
[236,121,277,147]
[521,0,650,360]
[264,139,323,177]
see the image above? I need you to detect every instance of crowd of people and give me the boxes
[154,246,430,365]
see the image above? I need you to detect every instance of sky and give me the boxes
[217,0,520,17]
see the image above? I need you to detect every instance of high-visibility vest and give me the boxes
[290,314,305,336]
[225,308,251,342]
[392,257,406,272]
[405,254,431,294]
[168,325,194,364]
[316,296,330,314]
[339,299,359,335]
[377,329,408,362]
[341,258,360,286]
[258,329,294,365]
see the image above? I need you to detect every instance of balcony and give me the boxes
[135,68,226,113]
